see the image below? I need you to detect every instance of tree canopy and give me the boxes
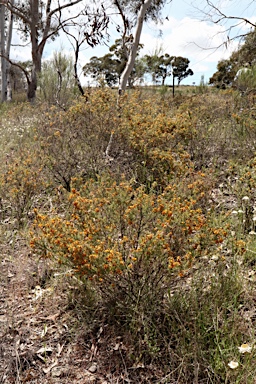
[210,27,256,88]
[83,38,146,87]
[0,0,170,100]
[84,47,193,88]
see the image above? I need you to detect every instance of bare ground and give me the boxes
[0,238,115,384]
[0,237,164,384]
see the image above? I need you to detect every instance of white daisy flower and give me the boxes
[228,361,239,369]
[238,343,252,354]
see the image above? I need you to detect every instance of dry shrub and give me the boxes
[30,168,228,368]
[35,90,120,191]
[0,146,47,228]
[2,89,256,382]
[35,89,196,191]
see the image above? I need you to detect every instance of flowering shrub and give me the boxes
[30,172,227,293]
[36,90,196,191]
[0,147,46,227]
[3,89,256,382]
[118,92,194,187]
[36,90,120,191]
[29,89,231,308]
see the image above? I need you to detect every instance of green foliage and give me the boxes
[83,43,193,88]
[145,52,173,85]
[234,65,256,93]
[209,59,236,88]
[143,54,193,86]
[83,54,119,87]
[210,27,256,88]
[235,28,256,67]
[116,0,167,21]
[83,38,145,87]
[172,56,193,86]
[38,51,76,106]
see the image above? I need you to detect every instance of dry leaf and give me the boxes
[113,343,120,351]
[45,312,60,322]
[57,343,65,356]
[36,347,53,355]
[42,360,58,374]
[88,363,97,373]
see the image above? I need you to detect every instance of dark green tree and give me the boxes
[83,38,146,87]
[172,56,193,86]
[83,55,119,87]
[144,54,193,87]
[145,53,173,85]
[209,28,256,88]
[209,59,236,88]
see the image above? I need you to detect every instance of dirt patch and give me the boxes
[0,242,111,384]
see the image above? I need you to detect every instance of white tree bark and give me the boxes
[6,2,13,101]
[0,4,6,102]
[118,0,152,93]
[0,0,83,101]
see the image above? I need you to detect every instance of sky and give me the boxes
[10,0,256,86]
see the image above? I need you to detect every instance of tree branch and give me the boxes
[0,0,31,25]
[0,54,30,84]
[205,0,256,28]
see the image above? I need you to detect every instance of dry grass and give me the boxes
[1,88,256,383]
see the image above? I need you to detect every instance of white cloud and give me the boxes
[10,32,31,62]
[8,1,255,87]
[140,16,240,84]
[142,17,238,59]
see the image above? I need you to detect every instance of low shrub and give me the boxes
[30,169,229,367]
[0,147,47,228]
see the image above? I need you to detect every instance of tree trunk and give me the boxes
[119,0,152,93]
[6,3,13,101]
[27,0,40,101]
[27,68,37,102]
[74,41,84,96]
[29,45,43,102]
[0,4,6,102]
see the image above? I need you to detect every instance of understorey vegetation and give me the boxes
[1,86,256,383]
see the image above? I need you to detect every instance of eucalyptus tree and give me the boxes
[83,37,146,88]
[200,1,256,46]
[0,4,6,101]
[209,59,236,88]
[172,56,193,86]
[113,0,169,93]
[60,6,109,96]
[83,54,120,87]
[0,0,84,101]
[145,53,173,85]
[84,53,146,88]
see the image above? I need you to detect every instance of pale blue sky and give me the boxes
[11,0,256,86]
